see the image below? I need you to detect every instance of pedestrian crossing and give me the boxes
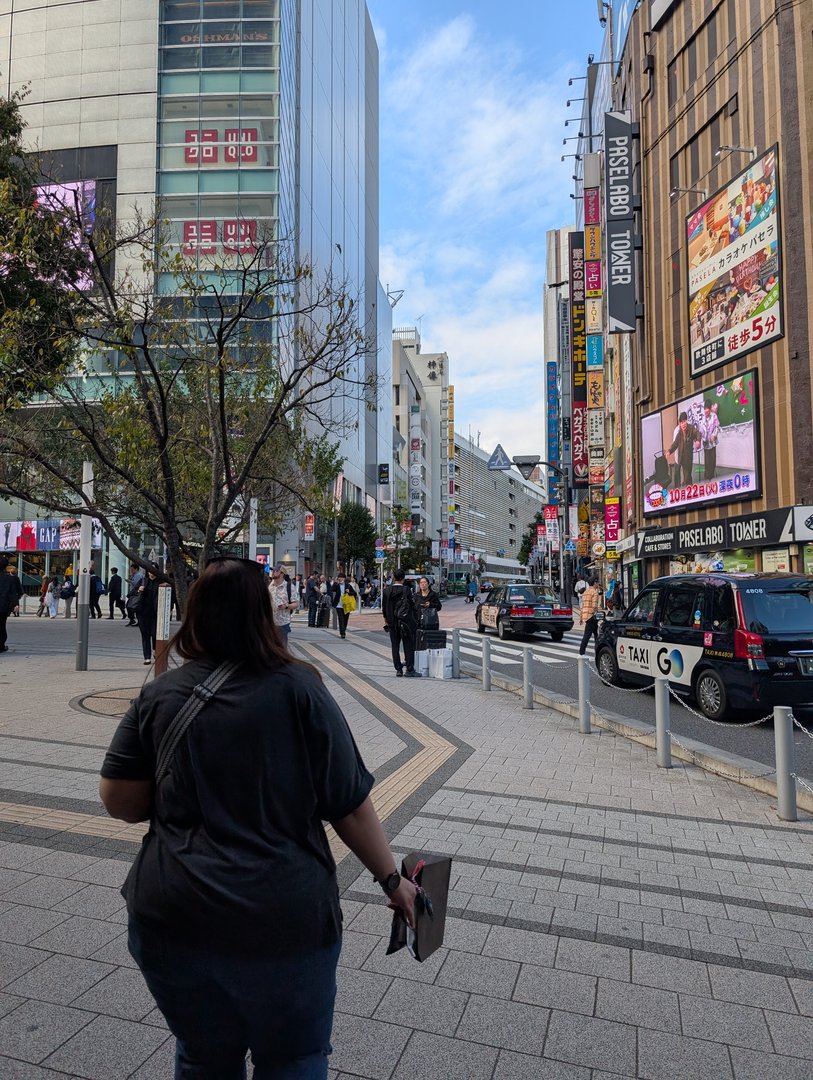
[457,627,583,667]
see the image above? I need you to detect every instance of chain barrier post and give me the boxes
[654,676,672,768]
[451,628,460,679]
[774,705,797,822]
[577,654,591,734]
[482,636,491,692]
[523,647,533,710]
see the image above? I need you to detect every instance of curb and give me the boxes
[459,661,813,817]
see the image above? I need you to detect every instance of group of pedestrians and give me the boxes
[381,570,442,677]
[302,570,361,638]
[575,570,624,655]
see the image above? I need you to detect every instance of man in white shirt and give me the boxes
[268,565,297,644]
[700,400,721,480]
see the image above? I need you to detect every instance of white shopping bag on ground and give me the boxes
[428,647,454,679]
[415,650,429,676]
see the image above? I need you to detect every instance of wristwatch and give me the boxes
[375,870,401,893]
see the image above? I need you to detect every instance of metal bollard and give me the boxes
[523,647,533,710]
[654,676,672,768]
[577,654,591,734]
[451,628,460,679]
[482,636,492,692]
[774,705,797,822]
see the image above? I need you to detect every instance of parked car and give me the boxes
[595,572,813,721]
[476,582,574,641]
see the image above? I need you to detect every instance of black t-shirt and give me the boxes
[101,660,373,954]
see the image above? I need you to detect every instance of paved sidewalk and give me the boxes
[1,618,813,1078]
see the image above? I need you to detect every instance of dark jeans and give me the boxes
[336,608,348,637]
[579,615,598,655]
[388,624,415,673]
[109,596,126,618]
[307,600,318,627]
[128,918,340,1080]
[703,447,717,480]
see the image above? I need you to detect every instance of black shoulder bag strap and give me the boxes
[154,660,240,785]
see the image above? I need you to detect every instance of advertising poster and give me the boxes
[587,370,604,410]
[546,362,560,504]
[544,506,559,550]
[585,225,601,260]
[303,513,316,541]
[687,146,782,377]
[586,336,603,369]
[641,369,760,517]
[585,261,602,297]
[605,497,621,543]
[584,188,601,225]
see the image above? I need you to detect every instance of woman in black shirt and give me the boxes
[100,556,416,1079]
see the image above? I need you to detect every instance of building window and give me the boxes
[667,58,678,107]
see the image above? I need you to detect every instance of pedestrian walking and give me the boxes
[578,576,601,656]
[46,576,61,619]
[330,573,357,639]
[296,574,305,610]
[0,557,24,652]
[107,567,127,619]
[99,556,416,1079]
[88,561,105,619]
[605,572,623,618]
[36,572,49,617]
[305,571,320,627]
[61,570,76,618]
[268,564,297,644]
[466,578,478,603]
[136,565,160,664]
[125,564,145,626]
[382,568,421,677]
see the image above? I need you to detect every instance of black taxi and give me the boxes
[595,573,813,721]
[476,582,574,642]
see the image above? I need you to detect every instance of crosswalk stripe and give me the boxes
[459,646,567,666]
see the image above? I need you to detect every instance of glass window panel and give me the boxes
[241,44,278,68]
[243,20,279,43]
[162,46,201,70]
[199,22,242,44]
[162,0,201,20]
[201,45,241,68]
[243,0,279,17]
[201,1,240,17]
[161,97,205,120]
[199,171,239,191]
[201,70,241,92]
[160,195,200,217]
[163,22,201,46]
[159,172,200,194]
[160,73,203,95]
[239,170,278,192]
[241,69,277,92]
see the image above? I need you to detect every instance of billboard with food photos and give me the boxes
[687,146,782,377]
[641,369,761,517]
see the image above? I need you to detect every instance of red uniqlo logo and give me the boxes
[224,128,258,162]
[222,219,257,254]
[182,220,217,256]
[184,129,218,163]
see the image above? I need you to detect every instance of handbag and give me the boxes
[420,606,439,631]
[386,851,451,963]
[341,592,356,614]
[154,660,240,785]
[126,593,143,614]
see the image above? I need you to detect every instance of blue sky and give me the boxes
[366,0,605,459]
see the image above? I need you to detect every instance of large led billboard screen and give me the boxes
[641,369,760,517]
[687,146,782,377]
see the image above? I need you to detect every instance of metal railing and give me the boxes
[451,630,811,823]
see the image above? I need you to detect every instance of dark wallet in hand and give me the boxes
[386,851,452,963]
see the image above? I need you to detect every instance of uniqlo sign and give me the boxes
[185,128,258,164]
[182,219,257,257]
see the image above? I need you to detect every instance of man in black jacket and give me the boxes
[107,567,126,620]
[304,572,320,627]
[382,568,421,677]
[0,557,24,653]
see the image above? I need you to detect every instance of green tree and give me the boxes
[0,92,88,405]
[518,512,544,567]
[0,99,378,609]
[337,502,377,574]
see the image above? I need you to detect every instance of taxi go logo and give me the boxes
[646,484,666,509]
[657,647,684,677]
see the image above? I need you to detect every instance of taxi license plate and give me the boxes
[536,606,552,616]
[801,657,813,675]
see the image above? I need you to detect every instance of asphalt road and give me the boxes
[381,595,813,783]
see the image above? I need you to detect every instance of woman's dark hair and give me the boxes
[171,558,296,672]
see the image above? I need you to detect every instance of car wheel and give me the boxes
[476,612,485,633]
[497,618,509,641]
[694,668,728,721]
[596,647,623,687]
[550,630,564,643]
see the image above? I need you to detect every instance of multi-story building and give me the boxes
[0,0,390,577]
[550,0,813,598]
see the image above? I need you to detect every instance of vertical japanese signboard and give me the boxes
[410,405,423,517]
[543,506,560,551]
[687,146,782,377]
[546,361,560,504]
[569,232,587,487]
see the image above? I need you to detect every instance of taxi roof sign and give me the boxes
[487,443,512,470]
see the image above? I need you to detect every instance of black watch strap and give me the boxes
[375,870,401,893]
